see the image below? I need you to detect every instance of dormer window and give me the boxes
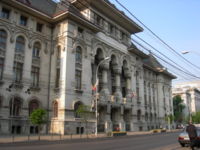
[1,8,10,19]
[78,27,84,38]
[20,15,27,26]
[109,24,115,35]
[36,23,43,32]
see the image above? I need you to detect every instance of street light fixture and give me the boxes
[94,57,110,136]
[181,50,200,56]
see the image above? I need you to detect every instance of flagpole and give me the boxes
[94,57,110,137]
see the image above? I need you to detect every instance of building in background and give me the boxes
[0,0,175,135]
[173,81,200,119]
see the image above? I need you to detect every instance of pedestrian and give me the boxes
[186,121,197,150]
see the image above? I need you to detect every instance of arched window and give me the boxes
[75,46,82,90]
[32,42,41,58]
[53,101,58,118]
[29,100,39,115]
[10,97,22,116]
[74,101,82,118]
[0,30,7,49]
[15,36,25,53]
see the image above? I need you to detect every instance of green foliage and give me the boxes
[173,95,185,123]
[30,109,47,126]
[76,104,91,122]
[165,114,174,124]
[191,111,200,123]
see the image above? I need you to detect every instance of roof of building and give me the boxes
[143,54,176,79]
[16,0,58,16]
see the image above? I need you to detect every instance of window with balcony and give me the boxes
[15,36,25,53]
[32,42,40,58]
[1,8,10,19]
[75,46,82,90]
[31,66,39,87]
[13,62,23,83]
[0,29,7,49]
[20,15,27,26]
[75,69,81,90]
[10,98,22,116]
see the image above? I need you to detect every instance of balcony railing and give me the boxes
[14,52,24,62]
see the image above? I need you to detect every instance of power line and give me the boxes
[69,0,200,80]
[131,37,200,79]
[114,0,200,71]
[133,34,200,75]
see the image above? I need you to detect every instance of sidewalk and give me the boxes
[0,130,180,144]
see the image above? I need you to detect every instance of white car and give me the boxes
[178,126,200,147]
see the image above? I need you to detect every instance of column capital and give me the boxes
[124,70,131,78]
[113,66,122,75]
[100,61,110,70]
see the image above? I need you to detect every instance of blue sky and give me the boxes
[109,0,200,84]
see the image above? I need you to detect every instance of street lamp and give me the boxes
[94,57,110,136]
[181,50,200,56]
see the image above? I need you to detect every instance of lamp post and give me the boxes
[94,57,110,136]
[182,50,200,56]
[167,113,171,131]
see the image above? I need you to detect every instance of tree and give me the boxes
[191,111,200,123]
[30,108,47,140]
[173,95,185,123]
[76,104,92,137]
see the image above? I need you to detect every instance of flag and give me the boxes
[92,79,99,91]
[131,92,137,98]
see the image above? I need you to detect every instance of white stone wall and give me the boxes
[0,1,174,135]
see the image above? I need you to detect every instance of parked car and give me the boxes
[178,126,200,147]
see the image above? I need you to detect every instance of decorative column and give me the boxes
[99,62,110,101]
[105,103,112,132]
[124,69,132,102]
[119,105,125,131]
[113,66,122,103]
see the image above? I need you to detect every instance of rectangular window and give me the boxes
[31,66,39,87]
[1,8,10,19]
[75,69,81,90]
[0,58,4,80]
[36,23,43,32]
[13,62,23,83]
[20,15,27,26]
[136,87,140,100]
[55,68,60,88]
[77,27,84,38]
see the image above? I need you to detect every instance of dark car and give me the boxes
[178,126,200,147]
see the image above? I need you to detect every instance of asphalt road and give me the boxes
[0,132,194,150]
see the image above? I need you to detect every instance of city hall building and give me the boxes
[0,0,175,135]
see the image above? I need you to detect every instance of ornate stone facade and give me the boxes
[0,0,175,135]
